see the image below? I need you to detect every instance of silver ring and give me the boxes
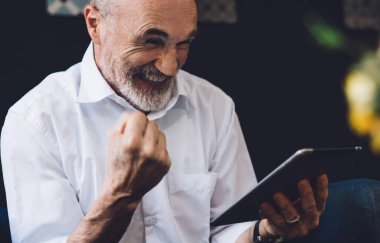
[285,215,300,226]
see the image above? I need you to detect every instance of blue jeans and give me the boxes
[287,178,380,243]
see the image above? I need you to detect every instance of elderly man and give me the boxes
[1,0,328,242]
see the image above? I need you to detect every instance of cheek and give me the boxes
[123,49,162,67]
[120,47,189,69]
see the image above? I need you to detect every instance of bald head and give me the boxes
[89,0,196,20]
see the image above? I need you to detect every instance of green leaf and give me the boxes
[305,16,345,50]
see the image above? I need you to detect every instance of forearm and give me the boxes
[67,189,139,243]
[67,112,170,242]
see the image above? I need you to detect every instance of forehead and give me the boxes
[113,0,197,38]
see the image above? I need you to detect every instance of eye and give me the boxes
[145,38,165,47]
[177,39,192,50]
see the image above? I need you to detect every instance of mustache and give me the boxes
[131,63,174,82]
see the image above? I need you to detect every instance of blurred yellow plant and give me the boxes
[305,14,380,153]
[344,51,380,153]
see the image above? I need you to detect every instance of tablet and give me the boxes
[210,146,363,226]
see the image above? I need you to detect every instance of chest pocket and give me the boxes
[167,173,217,242]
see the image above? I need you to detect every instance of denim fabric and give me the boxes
[287,179,380,243]
[0,207,10,243]
[0,179,379,242]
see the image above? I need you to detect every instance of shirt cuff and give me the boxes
[211,221,255,243]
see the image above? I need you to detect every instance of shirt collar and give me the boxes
[76,43,115,103]
[147,70,195,119]
[76,42,193,118]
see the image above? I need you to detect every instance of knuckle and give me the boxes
[134,111,147,120]
[123,135,141,153]
[299,227,309,237]
[141,147,156,160]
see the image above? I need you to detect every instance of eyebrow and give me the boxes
[142,27,199,40]
[143,28,169,39]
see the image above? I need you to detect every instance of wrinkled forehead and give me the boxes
[114,0,197,22]
[111,0,197,38]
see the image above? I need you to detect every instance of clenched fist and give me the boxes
[104,111,171,203]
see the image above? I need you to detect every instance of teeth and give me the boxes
[142,73,166,82]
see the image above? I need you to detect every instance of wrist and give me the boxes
[98,188,140,213]
[252,220,285,243]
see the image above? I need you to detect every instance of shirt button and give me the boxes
[148,217,157,226]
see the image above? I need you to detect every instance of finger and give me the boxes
[315,174,328,213]
[260,201,289,233]
[273,192,300,225]
[113,112,147,134]
[298,179,319,226]
[122,112,148,151]
[156,131,167,153]
[140,121,162,162]
[142,121,160,147]
[123,111,148,135]
[113,112,130,134]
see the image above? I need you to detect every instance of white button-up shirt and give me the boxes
[1,43,257,243]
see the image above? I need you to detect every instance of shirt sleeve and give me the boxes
[1,111,85,243]
[209,100,258,242]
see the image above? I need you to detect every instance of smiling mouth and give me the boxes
[133,73,171,89]
[136,73,169,83]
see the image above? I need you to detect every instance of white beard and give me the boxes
[98,45,178,112]
[118,76,177,112]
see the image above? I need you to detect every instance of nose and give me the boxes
[155,47,178,77]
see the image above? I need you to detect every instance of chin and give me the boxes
[121,82,176,112]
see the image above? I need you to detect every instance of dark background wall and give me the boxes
[1,0,380,210]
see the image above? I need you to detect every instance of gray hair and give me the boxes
[88,0,115,18]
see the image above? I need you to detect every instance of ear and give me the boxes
[84,5,102,44]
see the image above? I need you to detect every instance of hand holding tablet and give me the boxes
[211,146,363,226]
